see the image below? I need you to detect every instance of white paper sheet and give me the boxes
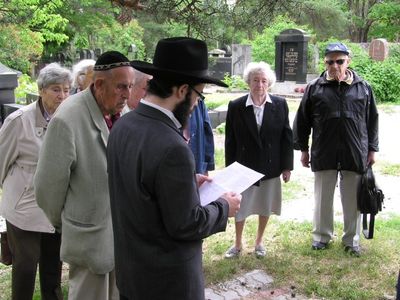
[199,161,264,206]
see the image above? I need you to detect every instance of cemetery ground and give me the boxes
[0,95,400,299]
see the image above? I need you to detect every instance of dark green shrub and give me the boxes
[358,58,400,103]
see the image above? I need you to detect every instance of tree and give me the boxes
[0,25,43,73]
[293,0,349,41]
[368,0,400,41]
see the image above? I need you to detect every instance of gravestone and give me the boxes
[369,38,389,61]
[275,29,310,83]
[231,44,251,76]
[0,62,19,124]
[208,44,251,81]
[208,49,231,81]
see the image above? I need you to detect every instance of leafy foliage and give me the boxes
[368,1,400,41]
[14,74,38,102]
[248,15,311,67]
[0,25,43,73]
[221,74,248,92]
[357,58,400,103]
[93,20,145,59]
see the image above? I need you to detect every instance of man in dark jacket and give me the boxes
[107,37,241,300]
[293,42,379,256]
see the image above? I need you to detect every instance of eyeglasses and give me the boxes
[189,85,205,101]
[325,59,346,65]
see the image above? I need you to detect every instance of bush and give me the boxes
[358,59,400,103]
[15,74,38,104]
[221,74,248,91]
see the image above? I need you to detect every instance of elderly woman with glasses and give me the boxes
[224,61,293,259]
[0,63,72,299]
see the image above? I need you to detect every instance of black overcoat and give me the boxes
[107,103,229,300]
[225,94,294,180]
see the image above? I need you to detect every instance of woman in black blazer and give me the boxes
[224,62,293,258]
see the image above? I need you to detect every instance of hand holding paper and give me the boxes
[199,162,264,206]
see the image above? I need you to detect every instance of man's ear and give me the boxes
[176,84,189,100]
[94,77,104,90]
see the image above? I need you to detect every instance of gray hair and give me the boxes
[243,61,276,88]
[37,63,73,90]
[133,69,152,87]
[72,59,96,88]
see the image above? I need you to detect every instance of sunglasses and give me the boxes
[189,86,205,101]
[325,59,346,65]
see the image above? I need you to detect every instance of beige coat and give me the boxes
[0,101,55,233]
[34,88,114,275]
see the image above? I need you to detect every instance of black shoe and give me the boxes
[312,241,327,250]
[344,245,361,257]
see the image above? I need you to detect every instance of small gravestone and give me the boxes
[275,29,310,83]
[369,38,389,61]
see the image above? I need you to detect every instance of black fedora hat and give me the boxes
[130,37,228,87]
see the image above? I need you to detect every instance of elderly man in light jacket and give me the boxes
[34,51,135,300]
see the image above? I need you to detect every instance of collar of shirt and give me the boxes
[245,93,271,108]
[141,99,182,129]
[326,69,354,85]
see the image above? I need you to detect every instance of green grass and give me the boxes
[204,92,246,110]
[282,179,305,201]
[374,160,400,176]
[203,215,400,299]
[214,148,225,170]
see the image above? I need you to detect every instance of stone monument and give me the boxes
[231,44,251,77]
[369,38,389,61]
[0,62,21,125]
[275,29,310,83]
[208,44,252,81]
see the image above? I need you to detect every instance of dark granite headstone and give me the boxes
[208,56,231,81]
[369,38,389,61]
[275,29,310,83]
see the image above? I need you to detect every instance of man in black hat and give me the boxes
[107,37,242,300]
[293,42,379,256]
[35,51,135,300]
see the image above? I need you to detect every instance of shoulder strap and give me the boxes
[362,213,375,239]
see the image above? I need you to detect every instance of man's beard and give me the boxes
[173,90,192,127]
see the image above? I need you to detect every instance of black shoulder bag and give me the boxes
[357,165,384,239]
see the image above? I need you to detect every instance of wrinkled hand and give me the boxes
[282,170,291,183]
[196,174,211,187]
[300,151,310,168]
[367,151,376,166]
[221,192,242,217]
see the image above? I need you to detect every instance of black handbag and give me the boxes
[0,231,12,265]
[357,165,384,239]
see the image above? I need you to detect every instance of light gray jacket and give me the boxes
[34,88,114,274]
[0,101,55,233]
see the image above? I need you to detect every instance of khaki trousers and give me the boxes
[313,170,361,247]
[68,264,119,300]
